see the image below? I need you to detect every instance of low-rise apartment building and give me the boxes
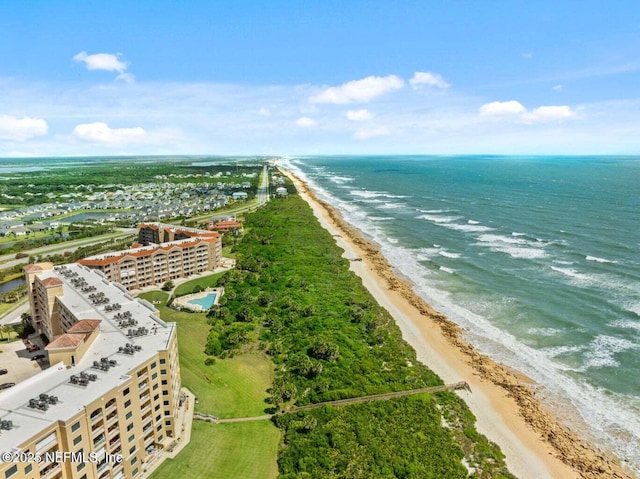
[1,262,181,479]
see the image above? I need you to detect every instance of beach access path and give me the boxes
[284,170,582,479]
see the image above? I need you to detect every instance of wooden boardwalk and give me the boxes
[194,381,471,424]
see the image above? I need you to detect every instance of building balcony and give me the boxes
[39,462,62,479]
[106,411,118,426]
[92,424,105,438]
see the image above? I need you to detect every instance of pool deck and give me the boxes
[172,287,223,312]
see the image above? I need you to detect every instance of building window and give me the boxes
[159,359,166,364]
[150,362,157,369]
[126,411,133,420]
[131,457,138,466]
[77,462,85,472]
[4,465,17,478]
[155,414,161,421]
[71,421,81,432]
[132,467,139,477]
[161,369,167,375]
[24,464,32,475]
[153,394,159,401]
[73,435,82,446]
[124,399,131,408]
[155,405,160,411]
[123,387,130,396]
[129,446,136,454]
[161,380,167,386]
[163,400,169,406]
[129,434,135,443]
[153,384,159,391]
[127,423,134,432]
[152,372,158,380]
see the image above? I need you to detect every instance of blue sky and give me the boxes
[1,0,639,156]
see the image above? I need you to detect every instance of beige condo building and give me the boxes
[0,262,181,479]
[77,223,221,291]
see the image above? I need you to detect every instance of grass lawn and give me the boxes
[139,290,280,479]
[151,415,279,479]
[173,271,228,298]
[0,298,27,318]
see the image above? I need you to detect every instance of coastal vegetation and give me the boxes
[201,184,514,478]
[139,290,280,478]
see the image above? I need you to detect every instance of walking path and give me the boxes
[194,382,471,424]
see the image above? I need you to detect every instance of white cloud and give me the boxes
[73,51,134,83]
[409,72,450,90]
[354,126,390,139]
[258,108,271,117]
[73,122,146,144]
[522,105,577,123]
[522,52,534,59]
[479,100,526,116]
[552,84,563,91]
[310,75,404,104]
[0,115,48,141]
[295,117,317,127]
[346,109,374,121]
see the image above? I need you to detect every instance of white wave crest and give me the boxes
[438,250,461,259]
[416,214,461,223]
[586,255,617,264]
[582,335,638,369]
[528,327,563,337]
[329,175,355,184]
[439,266,456,274]
[349,190,408,199]
[610,319,640,331]
[442,223,493,233]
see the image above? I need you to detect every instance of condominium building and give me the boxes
[137,223,217,246]
[77,225,221,291]
[0,262,181,479]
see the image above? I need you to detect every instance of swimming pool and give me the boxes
[186,292,217,310]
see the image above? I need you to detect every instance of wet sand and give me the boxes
[283,168,632,479]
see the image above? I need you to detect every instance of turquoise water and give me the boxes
[283,155,640,472]
[186,292,217,309]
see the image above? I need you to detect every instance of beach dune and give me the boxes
[284,168,632,479]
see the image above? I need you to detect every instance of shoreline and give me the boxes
[283,168,632,479]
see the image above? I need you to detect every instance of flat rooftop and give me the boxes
[0,263,175,452]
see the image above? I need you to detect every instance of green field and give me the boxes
[140,288,280,479]
[151,420,279,479]
[172,271,227,299]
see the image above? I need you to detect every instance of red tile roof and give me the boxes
[46,333,87,349]
[67,319,101,333]
[77,236,219,267]
[41,277,63,287]
[23,264,43,273]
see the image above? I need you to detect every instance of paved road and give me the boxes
[0,228,137,269]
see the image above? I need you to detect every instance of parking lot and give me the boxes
[0,335,48,387]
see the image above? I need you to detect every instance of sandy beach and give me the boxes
[283,169,633,479]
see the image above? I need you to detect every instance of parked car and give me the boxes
[0,369,7,375]
[27,344,40,352]
[0,383,15,390]
[31,354,46,361]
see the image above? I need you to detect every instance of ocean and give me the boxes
[281,155,640,474]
